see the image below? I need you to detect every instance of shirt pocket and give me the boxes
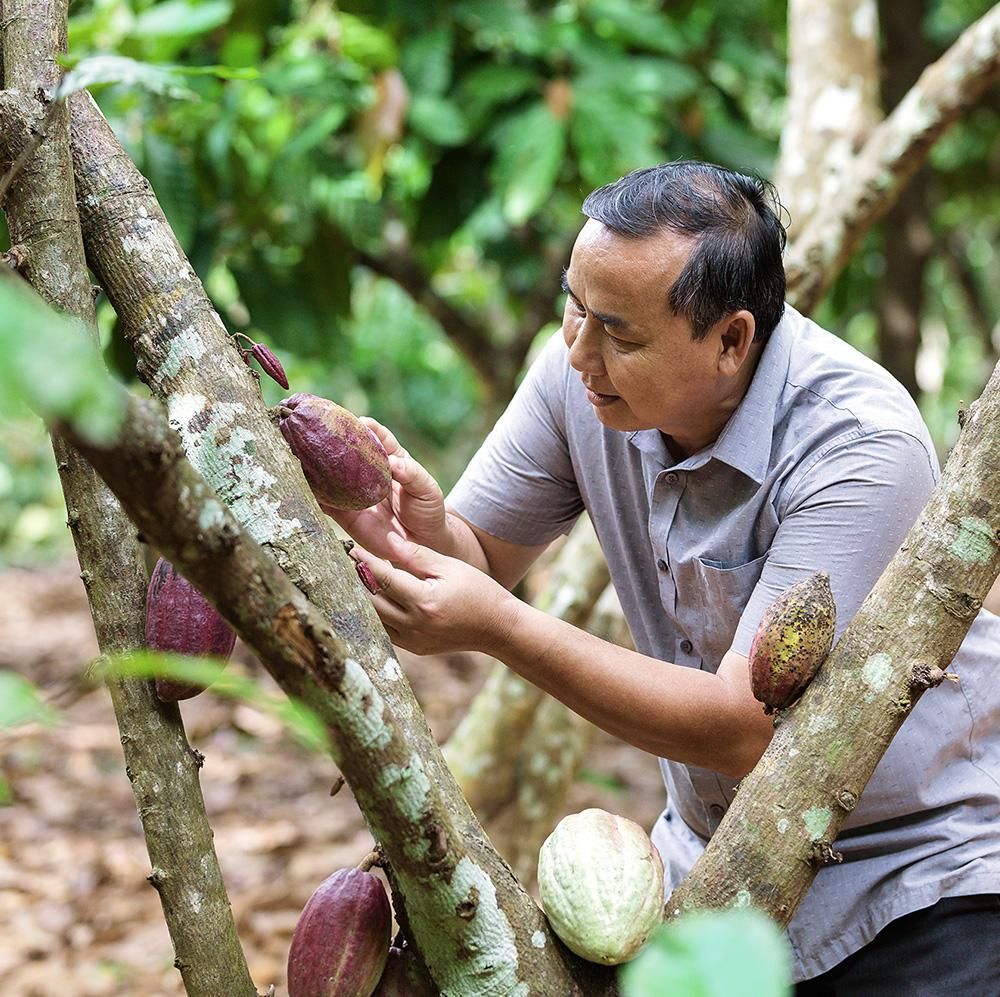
[675,554,769,670]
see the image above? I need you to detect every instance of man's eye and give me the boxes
[606,331,629,348]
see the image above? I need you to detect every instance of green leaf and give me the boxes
[0,277,125,445]
[582,0,685,56]
[339,12,398,70]
[401,28,454,95]
[130,0,234,40]
[456,63,539,130]
[620,909,793,997]
[0,670,58,728]
[104,652,331,754]
[56,54,199,101]
[409,94,469,146]
[492,102,566,225]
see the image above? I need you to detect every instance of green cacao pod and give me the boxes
[144,557,236,702]
[287,868,392,997]
[749,570,837,714]
[277,393,391,511]
[538,808,664,965]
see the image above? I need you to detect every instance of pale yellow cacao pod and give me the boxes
[538,808,664,965]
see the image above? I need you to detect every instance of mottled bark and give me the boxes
[775,0,881,240]
[876,0,935,399]
[54,383,617,997]
[785,6,1000,314]
[0,4,256,993]
[443,516,610,818]
[669,356,1000,924]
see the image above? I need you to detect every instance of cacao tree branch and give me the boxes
[785,5,1000,313]
[0,4,258,994]
[774,0,882,240]
[356,246,512,404]
[668,355,1000,924]
[52,380,617,997]
[56,93,614,993]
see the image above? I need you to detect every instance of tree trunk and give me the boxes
[668,355,1000,922]
[0,3,256,992]
[775,0,881,241]
[784,6,1000,314]
[875,0,935,399]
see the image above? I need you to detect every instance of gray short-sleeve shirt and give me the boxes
[448,305,1000,982]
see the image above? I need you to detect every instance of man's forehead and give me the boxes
[569,219,694,284]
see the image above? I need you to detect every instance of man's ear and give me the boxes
[718,310,757,375]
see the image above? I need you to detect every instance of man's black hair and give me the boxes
[581,161,787,343]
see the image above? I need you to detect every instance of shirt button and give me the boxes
[657,558,668,572]
[680,639,694,654]
[664,472,679,484]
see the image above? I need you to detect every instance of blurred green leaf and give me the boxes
[409,94,468,146]
[0,670,59,728]
[492,102,566,225]
[401,28,453,95]
[104,651,330,753]
[131,0,234,40]
[0,278,125,445]
[620,908,792,997]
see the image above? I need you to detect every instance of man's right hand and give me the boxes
[321,418,452,561]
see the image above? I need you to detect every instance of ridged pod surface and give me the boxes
[538,808,664,965]
[144,557,236,701]
[277,393,391,511]
[287,868,392,997]
[749,570,837,714]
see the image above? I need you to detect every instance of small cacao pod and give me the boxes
[749,570,837,714]
[287,868,392,997]
[277,393,391,511]
[371,945,436,996]
[144,558,236,702]
[538,808,664,965]
[251,341,290,389]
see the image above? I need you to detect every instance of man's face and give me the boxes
[561,219,732,451]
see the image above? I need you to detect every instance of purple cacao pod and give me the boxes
[287,868,392,997]
[144,558,236,702]
[251,341,290,389]
[277,393,391,511]
[372,945,437,996]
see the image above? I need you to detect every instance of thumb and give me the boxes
[386,530,443,580]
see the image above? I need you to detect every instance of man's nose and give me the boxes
[566,320,604,375]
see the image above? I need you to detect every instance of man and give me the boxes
[335,162,1000,992]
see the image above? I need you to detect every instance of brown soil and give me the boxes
[0,558,665,996]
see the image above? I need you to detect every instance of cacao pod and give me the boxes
[251,341,290,389]
[144,557,236,702]
[538,808,664,965]
[287,868,392,997]
[749,570,837,714]
[277,393,391,511]
[371,945,436,996]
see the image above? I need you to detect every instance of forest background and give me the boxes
[1,0,997,565]
[0,0,997,993]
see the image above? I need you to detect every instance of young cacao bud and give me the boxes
[277,393,391,511]
[144,558,236,702]
[287,868,392,997]
[251,341,290,389]
[749,570,837,714]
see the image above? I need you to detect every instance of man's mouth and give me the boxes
[583,382,619,407]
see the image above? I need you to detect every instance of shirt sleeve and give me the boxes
[731,430,939,656]
[447,331,584,545]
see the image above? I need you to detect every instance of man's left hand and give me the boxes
[351,532,519,656]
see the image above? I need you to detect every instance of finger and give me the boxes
[384,531,444,582]
[388,452,443,502]
[359,417,407,459]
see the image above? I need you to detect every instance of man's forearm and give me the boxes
[440,509,492,573]
[485,598,773,779]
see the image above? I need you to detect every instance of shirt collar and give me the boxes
[627,307,794,483]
